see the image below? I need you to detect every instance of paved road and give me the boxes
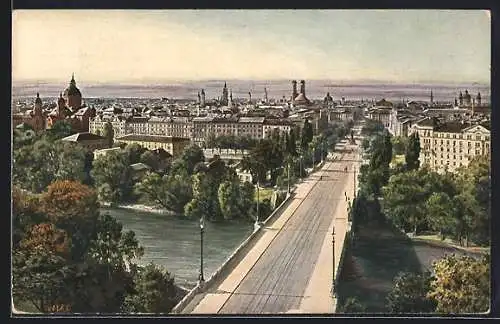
[215,151,357,314]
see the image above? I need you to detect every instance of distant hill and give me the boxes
[12,79,491,103]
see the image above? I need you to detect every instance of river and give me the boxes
[102,207,254,289]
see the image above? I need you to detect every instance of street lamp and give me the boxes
[198,217,205,284]
[255,180,260,230]
[331,225,336,296]
[299,155,303,180]
[287,161,291,194]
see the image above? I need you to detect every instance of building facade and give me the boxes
[411,118,490,173]
[115,134,191,157]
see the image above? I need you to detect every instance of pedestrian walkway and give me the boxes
[296,167,350,313]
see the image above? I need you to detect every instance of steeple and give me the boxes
[430,89,434,104]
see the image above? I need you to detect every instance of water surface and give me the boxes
[103,207,253,289]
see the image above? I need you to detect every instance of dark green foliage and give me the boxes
[386,271,437,313]
[122,263,179,313]
[300,119,314,151]
[13,139,87,193]
[405,132,420,171]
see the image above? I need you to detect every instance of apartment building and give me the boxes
[89,115,129,138]
[411,117,490,173]
[115,134,191,157]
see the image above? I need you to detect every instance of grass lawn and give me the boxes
[412,234,490,254]
[256,188,274,202]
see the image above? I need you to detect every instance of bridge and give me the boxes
[172,139,361,314]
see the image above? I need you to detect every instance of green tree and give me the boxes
[13,139,87,193]
[134,171,192,214]
[91,150,133,203]
[386,271,437,313]
[428,254,490,314]
[45,120,74,141]
[179,144,205,175]
[425,192,456,240]
[300,119,313,151]
[124,143,146,165]
[218,180,244,220]
[339,297,366,313]
[391,136,408,155]
[382,170,427,234]
[405,132,420,171]
[102,122,114,148]
[287,128,298,157]
[123,263,179,313]
[454,156,490,246]
[140,150,160,170]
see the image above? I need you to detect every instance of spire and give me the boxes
[37,92,40,98]
[70,73,76,86]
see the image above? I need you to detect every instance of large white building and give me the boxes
[410,117,490,173]
[91,114,293,145]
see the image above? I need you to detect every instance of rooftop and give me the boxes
[116,134,190,143]
[62,132,105,142]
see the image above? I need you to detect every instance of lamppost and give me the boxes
[255,180,260,230]
[353,168,357,198]
[287,161,291,194]
[331,225,336,296]
[198,217,205,284]
[299,155,303,180]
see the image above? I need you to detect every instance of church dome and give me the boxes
[64,74,82,97]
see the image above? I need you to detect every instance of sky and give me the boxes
[12,10,491,84]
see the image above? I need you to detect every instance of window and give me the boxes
[476,135,481,141]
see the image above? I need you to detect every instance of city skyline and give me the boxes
[12,10,491,84]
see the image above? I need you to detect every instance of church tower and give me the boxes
[201,89,206,108]
[291,80,298,102]
[63,73,82,111]
[477,92,482,106]
[430,89,434,105]
[222,82,229,106]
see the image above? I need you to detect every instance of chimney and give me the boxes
[292,81,298,101]
[300,80,306,96]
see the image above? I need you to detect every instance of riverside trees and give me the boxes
[386,253,490,314]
